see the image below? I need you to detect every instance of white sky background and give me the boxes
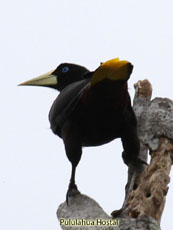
[0,0,173,229]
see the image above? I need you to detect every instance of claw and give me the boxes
[122,151,148,167]
[111,208,123,218]
[66,183,80,205]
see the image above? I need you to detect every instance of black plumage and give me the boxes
[19,58,141,202]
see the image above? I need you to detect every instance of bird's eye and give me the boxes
[62,66,69,73]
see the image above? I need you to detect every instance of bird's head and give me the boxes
[19,63,90,91]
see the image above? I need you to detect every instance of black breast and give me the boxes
[49,78,90,136]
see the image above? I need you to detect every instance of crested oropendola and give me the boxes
[19,58,141,203]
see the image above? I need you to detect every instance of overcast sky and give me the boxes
[0,0,173,229]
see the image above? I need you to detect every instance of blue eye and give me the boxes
[62,66,69,73]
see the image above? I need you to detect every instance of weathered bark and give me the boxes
[118,80,152,213]
[57,194,159,230]
[57,80,173,230]
[127,138,173,223]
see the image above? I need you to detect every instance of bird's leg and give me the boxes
[112,124,146,217]
[120,107,147,167]
[66,165,81,205]
[61,121,82,204]
[68,164,78,191]
[121,127,144,196]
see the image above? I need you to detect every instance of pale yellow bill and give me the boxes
[19,69,57,86]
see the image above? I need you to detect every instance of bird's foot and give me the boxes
[66,183,80,205]
[132,158,148,174]
[128,157,148,168]
[122,151,148,168]
[111,208,124,218]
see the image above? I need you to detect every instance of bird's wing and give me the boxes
[90,58,133,87]
[49,78,90,134]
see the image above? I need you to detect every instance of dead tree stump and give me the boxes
[57,80,173,230]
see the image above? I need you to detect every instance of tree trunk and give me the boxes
[57,80,173,230]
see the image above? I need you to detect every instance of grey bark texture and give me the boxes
[57,80,173,230]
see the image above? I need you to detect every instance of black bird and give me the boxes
[19,58,140,201]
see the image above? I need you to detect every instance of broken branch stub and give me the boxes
[125,80,173,224]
